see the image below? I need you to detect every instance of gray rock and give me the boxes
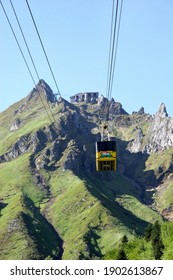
[96,95,128,118]
[62,140,82,174]
[27,79,56,103]
[127,103,173,154]
[128,128,144,153]
[109,99,128,115]
[132,107,145,115]
[143,103,173,153]
[7,135,30,159]
[10,118,21,131]
[138,107,145,115]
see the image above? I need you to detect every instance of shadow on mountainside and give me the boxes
[80,226,103,259]
[117,138,158,203]
[22,196,63,260]
[0,202,8,217]
[82,172,149,236]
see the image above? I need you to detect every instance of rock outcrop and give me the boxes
[132,107,145,115]
[143,103,173,153]
[109,98,128,116]
[127,103,173,154]
[27,79,56,103]
[14,80,56,116]
[128,128,144,153]
[10,118,21,131]
[95,95,128,117]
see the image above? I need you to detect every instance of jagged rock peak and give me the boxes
[132,107,145,115]
[97,95,108,106]
[109,99,128,115]
[97,95,128,115]
[27,79,56,103]
[155,103,168,118]
[138,107,145,114]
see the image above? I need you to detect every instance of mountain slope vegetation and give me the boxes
[0,80,173,259]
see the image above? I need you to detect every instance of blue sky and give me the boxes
[0,0,173,116]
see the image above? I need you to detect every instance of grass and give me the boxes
[155,181,173,213]
[0,153,58,259]
[0,153,45,205]
[1,94,173,260]
[143,148,173,215]
[115,114,151,142]
[0,112,50,155]
[0,155,31,259]
[47,170,130,259]
[45,169,163,259]
[115,194,163,224]
[145,147,173,174]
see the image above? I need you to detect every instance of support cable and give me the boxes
[25,0,61,97]
[0,0,36,85]
[9,0,40,81]
[106,0,123,102]
[101,0,123,140]
[0,0,54,124]
[9,0,56,123]
[106,0,115,101]
[109,0,123,97]
[106,0,119,101]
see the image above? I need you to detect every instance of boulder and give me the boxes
[10,118,21,131]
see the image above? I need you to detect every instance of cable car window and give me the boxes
[96,141,116,152]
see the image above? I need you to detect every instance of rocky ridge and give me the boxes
[128,103,173,154]
[27,79,56,103]
[94,95,128,116]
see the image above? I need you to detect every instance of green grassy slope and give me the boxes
[44,170,162,259]
[0,93,173,260]
[0,154,62,260]
[0,153,162,259]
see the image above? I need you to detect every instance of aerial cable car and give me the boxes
[95,0,123,171]
[96,105,117,171]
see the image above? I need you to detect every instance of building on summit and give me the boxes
[70,92,99,103]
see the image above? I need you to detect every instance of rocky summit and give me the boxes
[0,80,173,260]
[128,103,173,154]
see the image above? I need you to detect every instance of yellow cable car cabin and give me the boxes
[96,141,116,171]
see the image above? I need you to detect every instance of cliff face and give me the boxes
[128,103,173,154]
[95,95,128,116]
[144,103,173,153]
[27,79,56,103]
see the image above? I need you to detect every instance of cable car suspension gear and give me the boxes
[96,0,123,171]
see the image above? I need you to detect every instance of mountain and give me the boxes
[0,79,173,260]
